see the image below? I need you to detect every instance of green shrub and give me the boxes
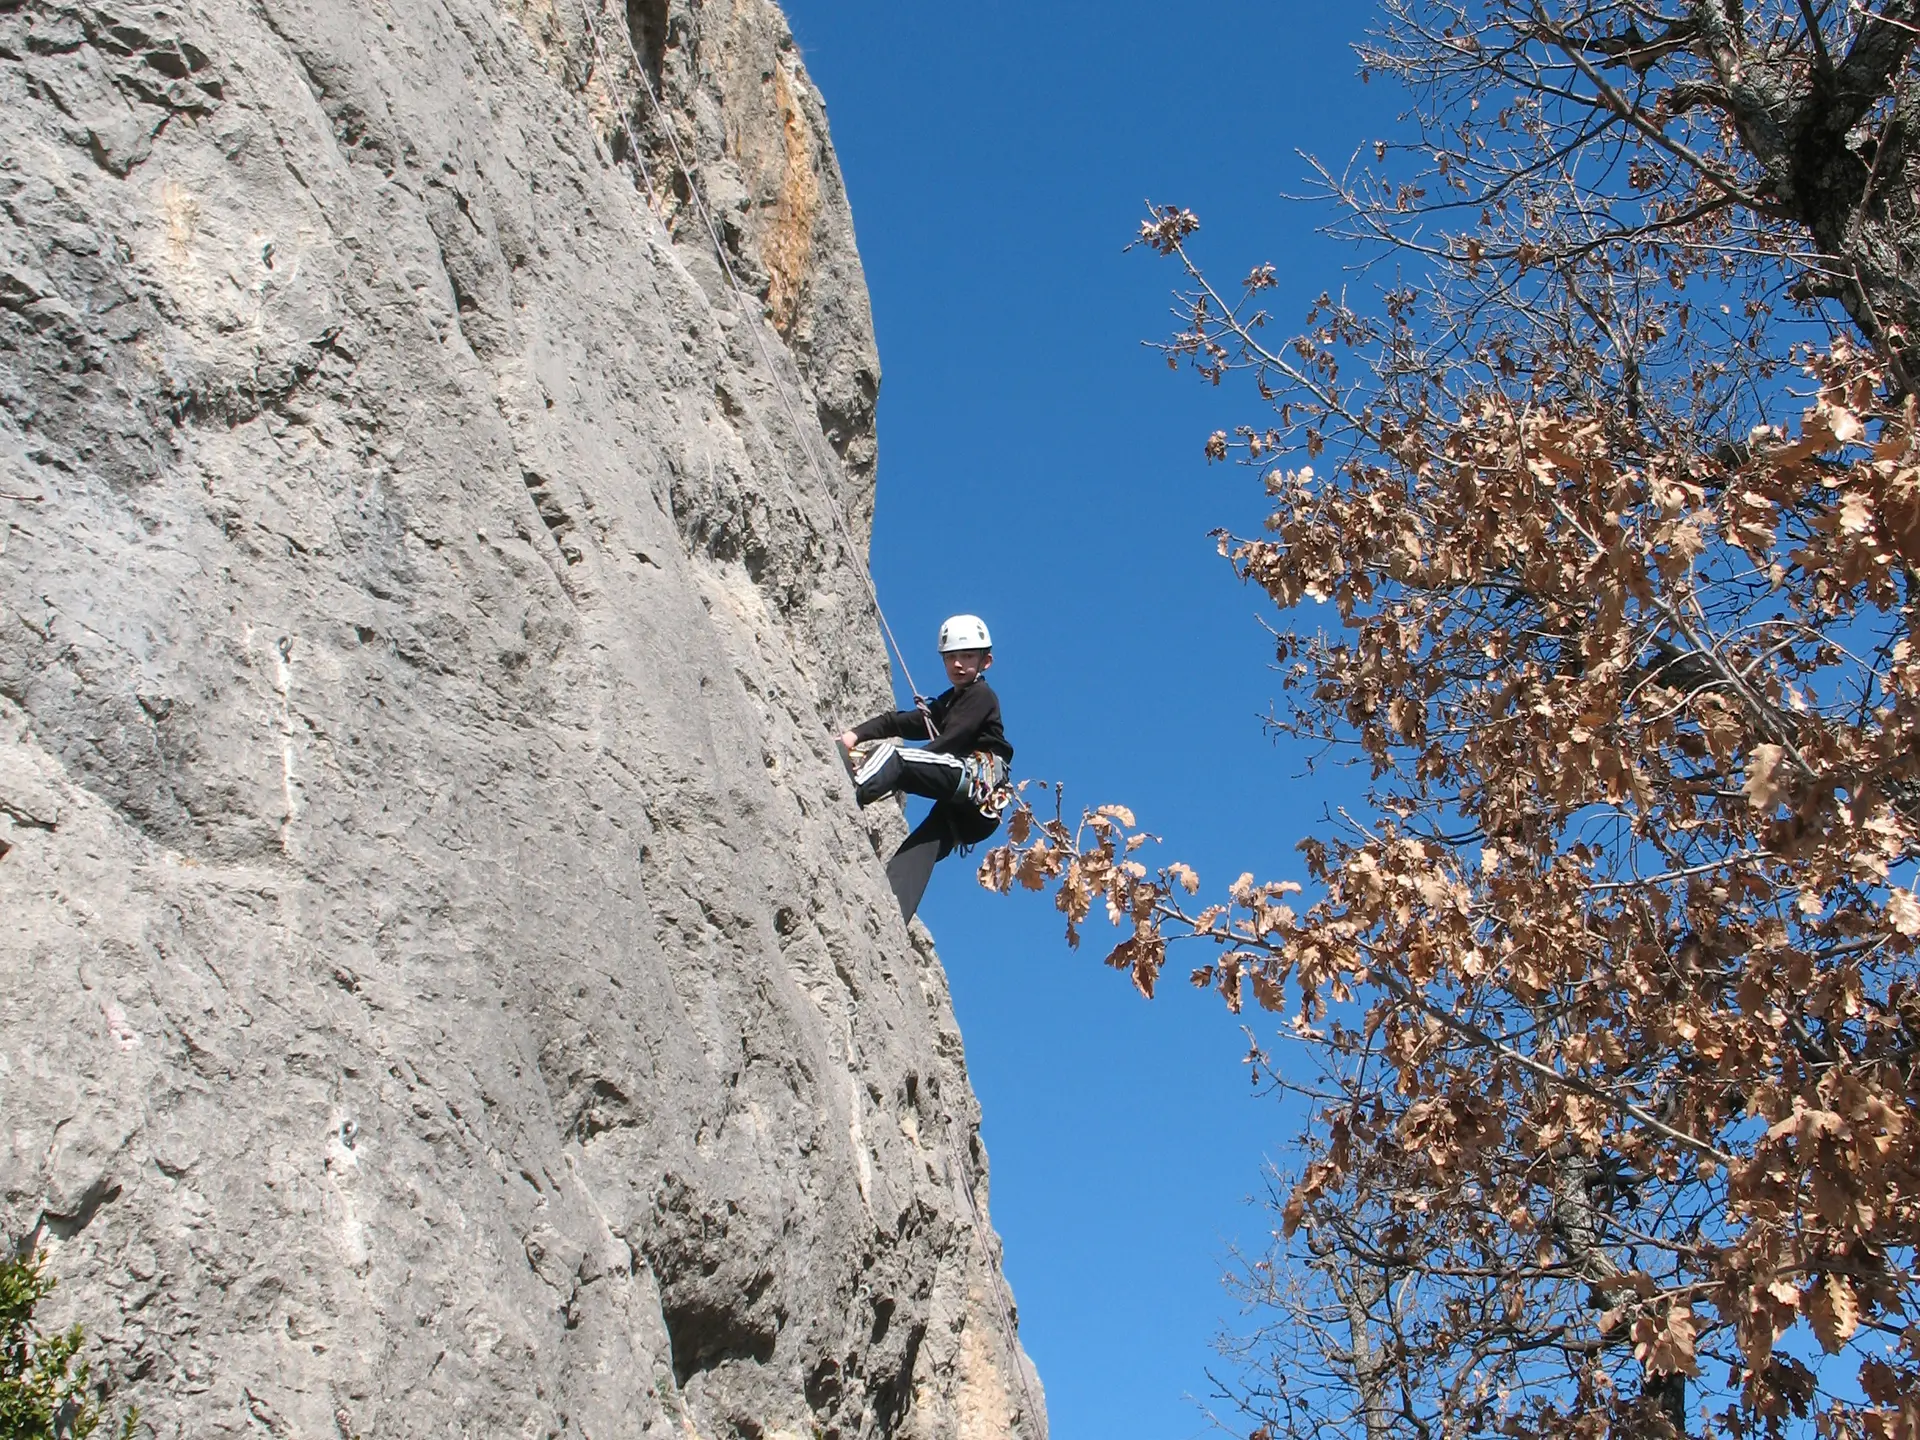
[0,1253,134,1440]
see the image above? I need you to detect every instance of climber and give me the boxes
[838,614,1014,924]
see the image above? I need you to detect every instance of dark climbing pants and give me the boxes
[850,742,999,923]
[852,742,968,809]
[886,805,967,924]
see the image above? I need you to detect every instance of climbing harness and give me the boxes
[571,12,1036,1428]
[574,1,933,718]
[963,751,1012,816]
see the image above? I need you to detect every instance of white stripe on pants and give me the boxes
[852,742,967,807]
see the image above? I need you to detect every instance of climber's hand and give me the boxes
[837,730,859,752]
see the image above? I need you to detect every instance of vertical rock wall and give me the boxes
[0,0,1046,1434]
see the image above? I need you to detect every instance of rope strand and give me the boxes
[578,1,928,707]
[946,1124,1048,1436]
[576,11,1032,1429]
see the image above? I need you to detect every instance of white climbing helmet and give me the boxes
[937,614,992,653]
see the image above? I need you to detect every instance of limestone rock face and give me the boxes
[0,0,1045,1435]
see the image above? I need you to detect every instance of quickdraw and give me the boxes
[963,751,1013,818]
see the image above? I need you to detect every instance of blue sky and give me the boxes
[776,4,1383,1437]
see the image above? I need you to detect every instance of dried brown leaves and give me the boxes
[982,347,1920,1436]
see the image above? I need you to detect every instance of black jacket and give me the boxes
[851,679,1013,762]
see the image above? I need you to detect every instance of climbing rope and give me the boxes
[574,11,1032,1426]
[944,1124,1048,1436]
[576,0,932,715]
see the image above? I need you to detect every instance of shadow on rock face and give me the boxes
[644,1173,783,1387]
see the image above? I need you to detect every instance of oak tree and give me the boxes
[983,2,1920,1435]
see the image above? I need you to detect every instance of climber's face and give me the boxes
[943,648,992,688]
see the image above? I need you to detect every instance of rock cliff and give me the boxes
[0,0,1046,1434]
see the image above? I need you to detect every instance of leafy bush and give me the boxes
[1,1252,133,1440]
